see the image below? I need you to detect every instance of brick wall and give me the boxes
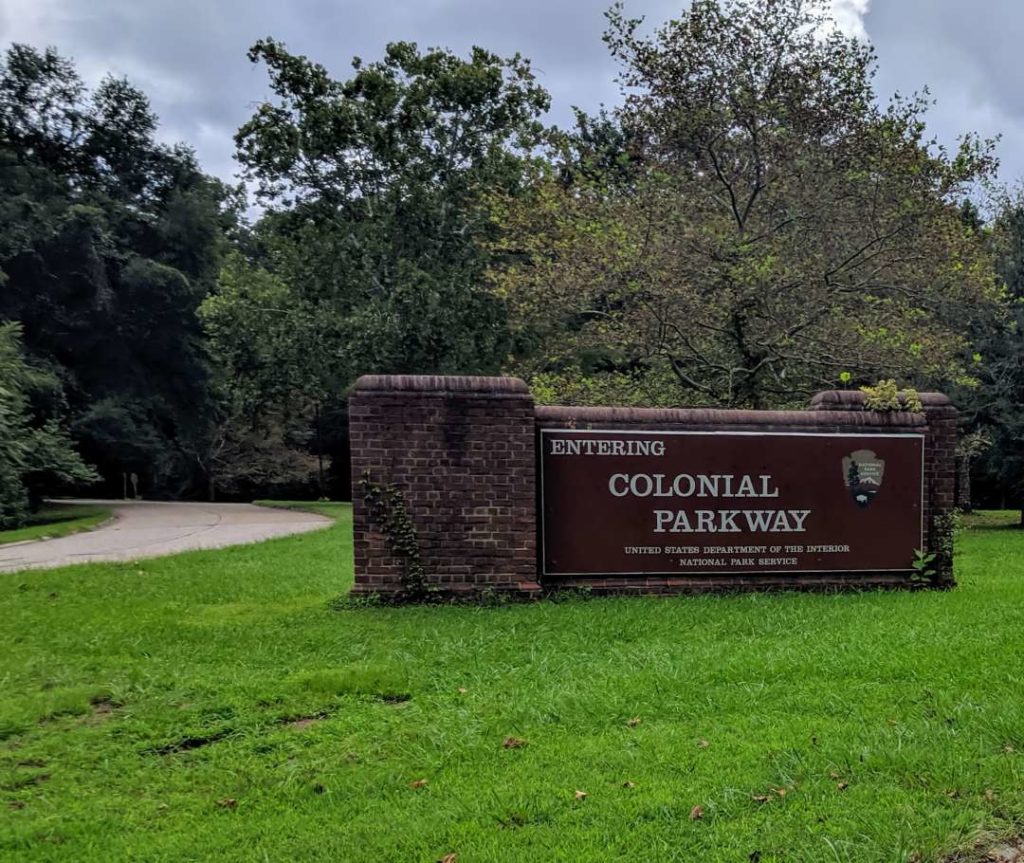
[349,375,539,598]
[349,377,957,598]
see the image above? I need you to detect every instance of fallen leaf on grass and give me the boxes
[503,736,527,749]
[774,788,787,798]
[216,798,237,810]
[411,778,429,789]
[828,770,842,780]
[438,855,457,863]
[690,805,704,820]
[1004,744,1016,753]
[697,739,709,749]
[457,688,468,695]
[752,795,771,804]
[985,788,997,802]
[622,781,635,789]
[836,782,848,791]
[574,790,588,801]
[627,717,642,728]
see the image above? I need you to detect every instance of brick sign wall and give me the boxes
[349,376,956,598]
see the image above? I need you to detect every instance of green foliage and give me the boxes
[234,39,552,383]
[0,44,232,499]
[959,193,1024,510]
[909,548,938,583]
[860,379,924,412]
[492,0,1002,408]
[198,252,321,498]
[0,323,96,526]
[928,511,960,587]
[356,471,430,599]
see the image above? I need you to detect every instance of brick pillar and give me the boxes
[921,395,958,586]
[349,375,540,598]
[811,390,958,587]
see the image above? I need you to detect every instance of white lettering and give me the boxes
[736,476,757,497]
[630,474,654,497]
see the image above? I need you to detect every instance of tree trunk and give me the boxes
[956,454,973,512]
[315,401,325,499]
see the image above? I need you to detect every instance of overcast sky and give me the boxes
[1,0,1021,189]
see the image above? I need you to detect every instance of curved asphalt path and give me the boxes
[0,500,333,573]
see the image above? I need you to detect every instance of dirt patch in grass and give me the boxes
[945,838,1024,862]
[145,730,233,756]
[284,713,329,730]
[2,772,50,792]
[84,698,118,724]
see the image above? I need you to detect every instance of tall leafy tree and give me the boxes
[233,39,552,382]
[959,197,1024,517]
[0,45,230,498]
[0,323,96,525]
[198,251,323,499]
[491,0,1003,408]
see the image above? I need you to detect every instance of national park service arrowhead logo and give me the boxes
[842,449,885,508]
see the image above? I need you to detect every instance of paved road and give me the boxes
[0,500,333,573]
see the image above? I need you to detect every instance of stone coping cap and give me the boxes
[535,404,928,427]
[811,390,952,409]
[354,374,530,395]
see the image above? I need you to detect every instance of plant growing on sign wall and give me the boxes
[357,472,432,600]
[860,380,924,412]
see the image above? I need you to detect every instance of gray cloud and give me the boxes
[865,0,1024,185]
[1,0,1021,191]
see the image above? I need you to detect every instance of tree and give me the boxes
[959,195,1024,518]
[0,44,231,499]
[490,0,1002,408]
[234,39,552,382]
[198,251,326,499]
[0,323,96,526]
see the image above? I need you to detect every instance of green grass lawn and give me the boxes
[3,505,1024,862]
[0,503,112,546]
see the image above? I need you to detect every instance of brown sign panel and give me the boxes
[540,430,924,576]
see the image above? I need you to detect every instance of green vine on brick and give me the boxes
[910,512,959,588]
[929,511,959,588]
[860,379,924,412]
[358,470,432,599]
